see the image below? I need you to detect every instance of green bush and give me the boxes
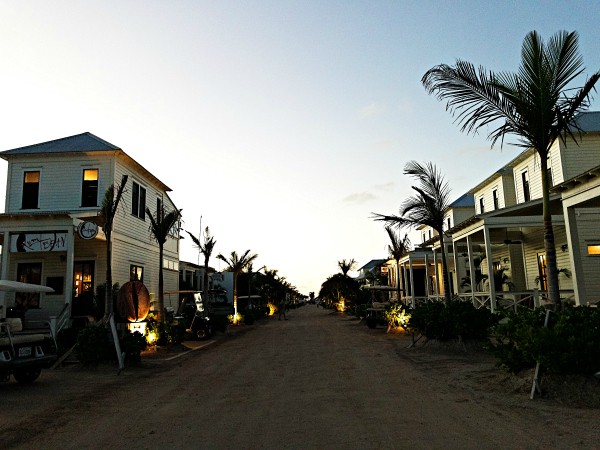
[146,319,187,345]
[409,299,500,341]
[488,306,600,375]
[121,331,147,363]
[74,326,113,365]
[384,302,411,329]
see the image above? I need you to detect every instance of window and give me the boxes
[479,197,485,214]
[547,167,553,188]
[521,170,531,202]
[130,265,144,282]
[447,217,451,230]
[492,189,499,210]
[81,169,99,207]
[16,262,42,309]
[131,181,146,220]
[22,170,40,209]
[157,197,162,217]
[588,244,600,255]
[537,253,547,291]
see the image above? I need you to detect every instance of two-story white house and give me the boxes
[0,132,180,323]
[415,111,600,309]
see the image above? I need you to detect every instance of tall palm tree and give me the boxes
[385,226,411,302]
[421,30,600,307]
[373,161,452,303]
[99,174,128,321]
[338,258,356,277]
[186,226,217,309]
[216,250,258,321]
[146,205,182,322]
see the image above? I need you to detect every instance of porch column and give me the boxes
[432,247,440,301]
[452,240,457,295]
[65,225,75,311]
[564,206,584,305]
[483,225,496,312]
[408,258,415,308]
[466,235,476,305]
[0,231,10,319]
[424,252,430,297]
[402,264,409,303]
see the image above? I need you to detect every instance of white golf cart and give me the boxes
[0,280,57,384]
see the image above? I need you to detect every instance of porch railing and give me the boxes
[49,303,71,339]
[403,289,576,312]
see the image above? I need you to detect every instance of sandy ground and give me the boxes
[1,305,600,449]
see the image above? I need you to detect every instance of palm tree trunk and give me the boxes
[157,244,165,322]
[203,255,210,314]
[540,156,561,308]
[438,230,452,303]
[233,272,238,319]
[395,260,401,302]
[104,232,112,321]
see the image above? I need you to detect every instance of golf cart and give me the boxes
[0,280,58,384]
[170,291,214,340]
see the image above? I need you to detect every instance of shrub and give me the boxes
[488,306,600,375]
[74,326,113,365]
[409,299,500,341]
[121,331,147,363]
[56,327,80,356]
[384,302,411,329]
[146,319,187,345]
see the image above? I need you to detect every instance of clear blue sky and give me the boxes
[1,1,599,295]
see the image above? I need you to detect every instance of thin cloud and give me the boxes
[343,192,377,204]
[373,182,396,192]
[358,102,385,118]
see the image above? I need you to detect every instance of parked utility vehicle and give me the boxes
[0,280,57,384]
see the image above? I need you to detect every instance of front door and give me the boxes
[72,261,95,316]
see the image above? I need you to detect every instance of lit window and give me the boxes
[588,244,600,255]
[81,169,99,207]
[130,265,144,282]
[22,171,40,209]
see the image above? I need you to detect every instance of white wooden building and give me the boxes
[0,133,180,322]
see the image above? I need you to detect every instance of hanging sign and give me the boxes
[78,221,99,240]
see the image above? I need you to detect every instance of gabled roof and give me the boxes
[0,132,172,192]
[358,259,386,272]
[0,132,120,157]
[571,111,600,132]
[449,193,474,207]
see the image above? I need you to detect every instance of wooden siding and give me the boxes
[560,133,600,180]
[521,226,572,290]
[573,209,600,304]
[473,173,516,213]
[5,154,112,213]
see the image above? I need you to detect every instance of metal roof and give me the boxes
[0,132,120,157]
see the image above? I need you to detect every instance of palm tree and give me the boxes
[421,30,600,307]
[216,250,258,321]
[99,174,128,321]
[373,161,452,303]
[338,258,356,277]
[146,205,182,322]
[385,226,411,301]
[186,226,217,310]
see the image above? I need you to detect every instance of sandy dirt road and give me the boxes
[1,305,600,449]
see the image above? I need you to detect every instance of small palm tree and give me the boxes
[421,30,600,307]
[385,226,411,301]
[99,174,128,321]
[216,250,258,321]
[186,226,217,310]
[338,258,356,277]
[373,161,452,303]
[146,205,182,322]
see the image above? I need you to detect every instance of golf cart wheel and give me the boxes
[366,317,378,329]
[195,328,209,340]
[13,367,42,384]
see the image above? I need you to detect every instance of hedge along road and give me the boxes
[2,305,600,449]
